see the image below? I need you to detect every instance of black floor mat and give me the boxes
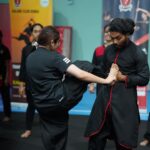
[0,112,149,150]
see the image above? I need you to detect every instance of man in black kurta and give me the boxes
[85,18,150,150]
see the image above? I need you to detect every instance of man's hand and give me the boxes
[117,71,127,81]
[88,83,95,93]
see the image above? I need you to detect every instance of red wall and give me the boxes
[0,4,11,51]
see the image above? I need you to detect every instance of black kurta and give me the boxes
[85,40,150,148]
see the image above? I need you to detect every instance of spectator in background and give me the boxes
[0,30,11,122]
[19,23,43,138]
[89,24,113,94]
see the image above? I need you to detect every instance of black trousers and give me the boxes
[25,88,36,130]
[89,138,132,150]
[144,112,150,141]
[88,110,132,150]
[37,107,69,150]
[0,84,11,117]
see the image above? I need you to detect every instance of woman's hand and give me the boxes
[88,83,95,93]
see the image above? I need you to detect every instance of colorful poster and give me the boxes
[10,0,53,63]
[9,0,53,103]
[56,26,72,59]
[137,86,147,113]
[103,0,150,113]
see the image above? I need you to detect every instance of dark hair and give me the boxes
[31,23,43,32]
[109,18,135,35]
[104,24,110,32]
[38,26,60,47]
[124,18,135,35]
[0,30,3,37]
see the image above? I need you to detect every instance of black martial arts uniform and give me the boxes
[19,43,36,130]
[0,44,11,118]
[26,47,94,150]
[85,40,150,149]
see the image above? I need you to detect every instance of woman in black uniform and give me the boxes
[85,18,150,150]
[26,26,118,150]
[19,23,43,138]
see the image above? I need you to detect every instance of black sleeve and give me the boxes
[126,49,150,88]
[19,47,26,82]
[54,53,72,73]
[92,50,108,78]
[4,46,11,60]
[92,50,97,65]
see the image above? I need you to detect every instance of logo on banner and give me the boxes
[119,0,133,12]
[40,0,49,7]
[14,0,21,7]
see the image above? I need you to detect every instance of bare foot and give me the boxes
[20,130,32,138]
[140,139,149,146]
[109,63,119,77]
[106,64,119,84]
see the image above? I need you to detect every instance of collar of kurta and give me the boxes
[114,40,131,51]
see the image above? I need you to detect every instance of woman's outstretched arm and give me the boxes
[66,63,118,84]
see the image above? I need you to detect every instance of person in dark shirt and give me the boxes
[0,30,11,122]
[89,24,113,94]
[26,26,118,150]
[85,18,150,150]
[19,23,43,138]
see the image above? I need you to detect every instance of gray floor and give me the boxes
[0,112,149,150]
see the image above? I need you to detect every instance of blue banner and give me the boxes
[103,0,150,54]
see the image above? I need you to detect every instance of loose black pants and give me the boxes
[37,107,69,150]
[25,88,36,130]
[88,110,132,150]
